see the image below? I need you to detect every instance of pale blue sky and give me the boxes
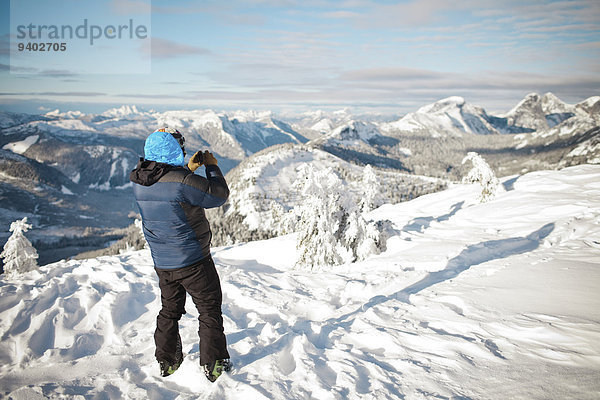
[1,0,599,115]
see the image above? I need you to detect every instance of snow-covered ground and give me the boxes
[1,165,599,399]
[2,135,39,155]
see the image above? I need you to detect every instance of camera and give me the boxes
[192,151,203,164]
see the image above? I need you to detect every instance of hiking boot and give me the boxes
[203,359,231,382]
[159,354,184,377]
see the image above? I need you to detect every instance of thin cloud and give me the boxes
[149,2,264,26]
[150,3,223,14]
[338,67,600,93]
[0,34,9,55]
[0,91,106,97]
[37,91,106,97]
[109,0,151,16]
[575,41,600,50]
[0,63,41,73]
[320,10,361,19]
[350,0,462,28]
[39,69,79,78]
[146,38,211,58]
[340,67,443,82]
[115,93,188,99]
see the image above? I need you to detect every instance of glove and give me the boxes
[203,150,218,166]
[188,151,203,172]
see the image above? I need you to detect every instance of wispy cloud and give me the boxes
[320,10,361,19]
[0,34,9,56]
[115,92,188,99]
[145,38,211,58]
[0,91,106,97]
[340,67,443,82]
[150,2,265,25]
[38,69,79,78]
[0,63,69,74]
[575,41,600,50]
[109,0,151,16]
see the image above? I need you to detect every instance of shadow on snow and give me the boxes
[401,201,465,233]
[396,222,554,301]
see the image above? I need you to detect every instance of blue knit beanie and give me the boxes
[144,130,185,166]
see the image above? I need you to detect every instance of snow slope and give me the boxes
[2,135,40,155]
[1,165,600,399]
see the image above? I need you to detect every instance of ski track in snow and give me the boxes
[1,165,600,399]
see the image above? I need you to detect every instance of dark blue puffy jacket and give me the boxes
[129,131,229,269]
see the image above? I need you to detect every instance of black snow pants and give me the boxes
[154,256,230,366]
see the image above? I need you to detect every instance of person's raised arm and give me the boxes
[183,150,229,208]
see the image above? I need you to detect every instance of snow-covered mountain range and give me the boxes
[0,93,598,263]
[304,93,599,176]
[381,92,597,136]
[1,164,598,399]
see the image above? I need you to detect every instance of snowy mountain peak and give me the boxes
[230,110,274,123]
[101,105,143,118]
[417,96,467,114]
[156,109,224,129]
[300,109,327,120]
[333,108,352,116]
[329,120,380,142]
[503,92,576,130]
[506,92,571,116]
[576,96,600,118]
[578,95,600,108]
[385,96,497,136]
[309,118,334,133]
[540,92,572,114]
[505,93,541,117]
[541,92,561,104]
[45,109,85,119]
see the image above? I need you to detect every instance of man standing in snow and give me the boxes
[130,128,231,382]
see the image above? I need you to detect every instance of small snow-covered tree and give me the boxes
[133,219,149,249]
[462,152,504,203]
[343,208,380,261]
[359,164,382,213]
[1,217,39,276]
[119,219,149,254]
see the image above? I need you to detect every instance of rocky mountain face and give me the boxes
[502,92,576,131]
[381,96,501,136]
[0,92,598,265]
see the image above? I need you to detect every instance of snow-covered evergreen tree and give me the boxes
[1,217,39,276]
[119,219,149,254]
[292,165,382,270]
[462,152,504,203]
[133,219,149,249]
[359,164,382,213]
[293,165,349,269]
[343,208,380,261]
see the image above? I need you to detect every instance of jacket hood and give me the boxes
[130,158,176,186]
[144,130,185,166]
